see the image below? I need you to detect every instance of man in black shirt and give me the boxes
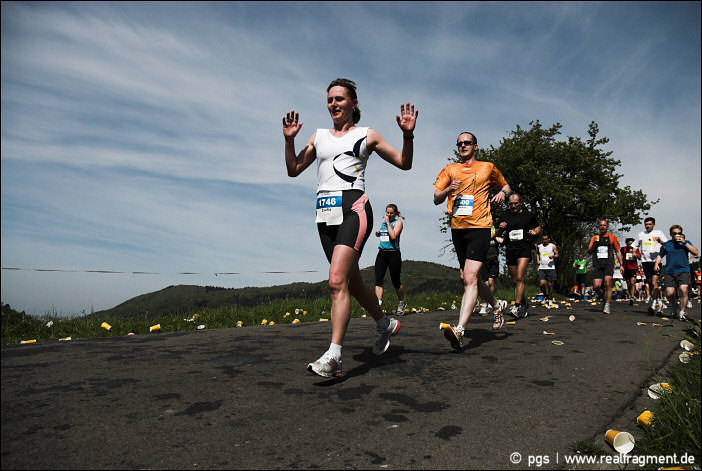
[496,193,541,318]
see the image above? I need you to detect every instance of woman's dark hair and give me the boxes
[327,78,361,123]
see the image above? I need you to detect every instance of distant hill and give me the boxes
[92,260,461,320]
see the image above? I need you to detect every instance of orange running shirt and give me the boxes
[434,161,507,229]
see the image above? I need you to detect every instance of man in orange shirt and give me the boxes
[433,131,511,350]
[587,218,624,314]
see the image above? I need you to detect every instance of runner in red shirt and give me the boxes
[621,237,641,305]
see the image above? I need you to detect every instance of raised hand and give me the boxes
[395,102,418,134]
[283,110,303,139]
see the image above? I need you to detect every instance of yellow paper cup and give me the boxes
[20,339,37,344]
[149,324,161,332]
[440,322,451,329]
[605,429,635,454]
[637,411,653,427]
[101,322,112,331]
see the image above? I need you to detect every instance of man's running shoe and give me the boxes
[443,325,463,350]
[478,303,489,316]
[492,300,507,330]
[517,303,528,319]
[396,300,407,316]
[307,352,342,378]
[678,311,687,321]
[629,298,634,306]
[655,299,666,315]
[647,301,656,316]
[687,300,693,309]
[373,318,401,355]
[603,303,611,315]
[509,304,519,319]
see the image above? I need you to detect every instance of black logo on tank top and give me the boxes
[333,136,366,185]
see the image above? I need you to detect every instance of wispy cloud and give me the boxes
[2,2,699,314]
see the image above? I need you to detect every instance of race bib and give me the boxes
[315,191,343,226]
[379,230,390,243]
[597,246,609,259]
[509,229,524,241]
[626,252,633,260]
[453,195,474,217]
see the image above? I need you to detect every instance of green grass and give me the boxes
[2,282,546,345]
[632,319,701,468]
[2,291,459,344]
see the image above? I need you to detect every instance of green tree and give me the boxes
[440,121,656,291]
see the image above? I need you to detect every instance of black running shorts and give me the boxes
[451,228,491,269]
[317,190,373,263]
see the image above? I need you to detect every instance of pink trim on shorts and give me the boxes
[351,193,369,252]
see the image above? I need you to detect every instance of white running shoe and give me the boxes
[373,318,401,355]
[492,300,507,330]
[396,300,407,316]
[678,311,687,321]
[443,325,464,350]
[478,303,488,316]
[687,300,693,309]
[307,352,342,378]
[509,304,519,318]
[603,303,611,314]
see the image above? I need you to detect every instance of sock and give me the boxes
[328,343,342,360]
[376,315,390,331]
[456,325,465,335]
[378,299,382,306]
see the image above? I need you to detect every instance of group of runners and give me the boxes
[569,218,699,319]
[283,78,698,378]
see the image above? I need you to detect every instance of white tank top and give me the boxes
[314,127,370,193]
[538,243,556,269]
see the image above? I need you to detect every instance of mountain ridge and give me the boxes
[91,260,461,320]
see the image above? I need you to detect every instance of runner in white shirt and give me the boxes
[536,234,559,306]
[636,217,668,315]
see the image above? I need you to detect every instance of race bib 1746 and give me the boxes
[315,191,343,225]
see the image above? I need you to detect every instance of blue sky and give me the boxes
[2,1,700,315]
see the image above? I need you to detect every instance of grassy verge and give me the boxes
[2,283,548,345]
[632,318,701,468]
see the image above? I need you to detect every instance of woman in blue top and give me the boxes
[374,204,406,315]
[283,78,418,377]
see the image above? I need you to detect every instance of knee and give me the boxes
[328,274,348,297]
[463,270,478,287]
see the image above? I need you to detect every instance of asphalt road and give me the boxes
[2,298,698,470]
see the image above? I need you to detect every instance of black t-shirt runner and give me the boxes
[499,210,540,252]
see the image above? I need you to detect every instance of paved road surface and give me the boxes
[2,299,698,470]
